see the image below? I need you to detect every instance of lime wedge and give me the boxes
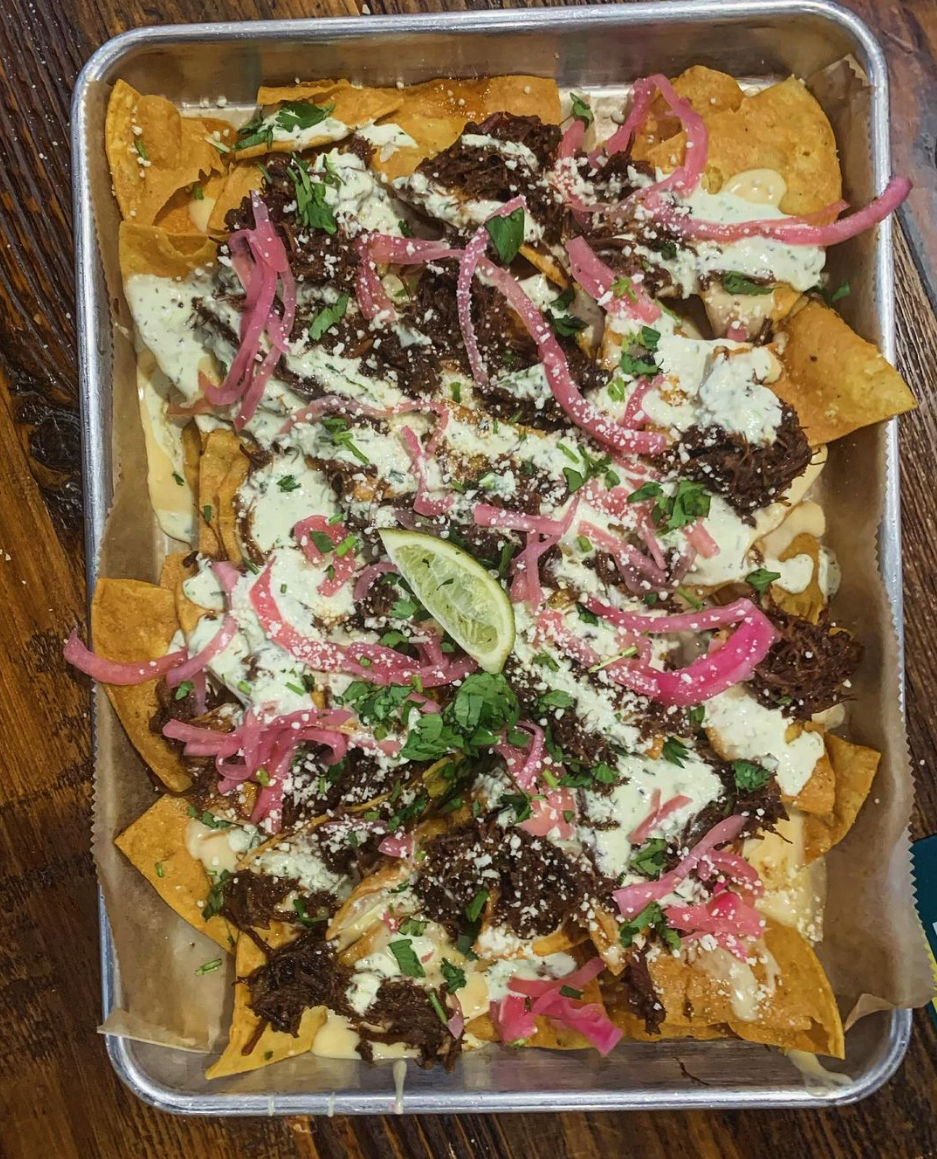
[379,529,515,674]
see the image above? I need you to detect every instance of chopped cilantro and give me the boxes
[576,535,593,553]
[398,218,415,237]
[533,651,560,672]
[275,99,334,133]
[746,567,781,596]
[651,480,711,533]
[309,291,350,340]
[628,481,664,504]
[559,984,583,999]
[277,474,301,492]
[399,916,427,936]
[576,602,599,625]
[155,861,165,879]
[441,957,466,992]
[662,737,689,767]
[172,471,184,486]
[174,680,194,701]
[630,838,667,879]
[722,270,774,296]
[465,889,489,923]
[388,938,425,978]
[293,897,327,927]
[688,705,705,730]
[733,759,771,791]
[195,957,223,975]
[288,155,337,233]
[619,901,680,951]
[677,585,704,611]
[428,990,449,1026]
[202,504,212,524]
[255,768,270,786]
[484,207,525,265]
[134,138,149,162]
[538,689,574,711]
[569,92,594,127]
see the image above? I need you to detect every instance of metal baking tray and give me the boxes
[72,0,911,1114]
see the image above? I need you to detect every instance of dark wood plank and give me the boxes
[0,2,935,1157]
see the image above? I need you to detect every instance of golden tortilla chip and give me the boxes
[119,221,217,281]
[198,429,250,557]
[729,922,844,1058]
[632,66,744,156]
[91,577,190,792]
[776,300,916,445]
[216,453,250,564]
[370,76,561,182]
[636,75,840,216]
[154,169,229,234]
[634,920,843,1056]
[791,738,836,816]
[105,80,228,225]
[233,80,402,160]
[803,733,881,863]
[519,244,569,288]
[767,531,825,623]
[115,794,235,951]
[206,923,327,1078]
[206,163,266,235]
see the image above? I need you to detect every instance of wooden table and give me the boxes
[1,1,935,1155]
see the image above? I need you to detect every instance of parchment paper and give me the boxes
[89,60,934,1056]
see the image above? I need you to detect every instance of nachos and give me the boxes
[70,68,915,1074]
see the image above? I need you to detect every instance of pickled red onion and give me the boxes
[519,787,577,839]
[353,562,397,601]
[644,176,909,246]
[473,504,564,538]
[293,515,356,597]
[400,425,454,517]
[566,235,661,324]
[475,256,666,455]
[613,813,748,918]
[64,631,185,686]
[628,789,692,844]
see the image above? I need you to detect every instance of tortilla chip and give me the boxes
[206,163,266,235]
[768,531,825,623]
[370,76,561,182]
[198,429,250,557]
[105,80,228,225]
[466,968,608,1051]
[636,75,840,216]
[206,924,327,1078]
[91,577,190,792]
[520,244,569,288]
[119,221,217,281]
[791,740,837,815]
[115,794,235,951]
[775,300,916,445]
[233,80,402,160]
[729,921,844,1058]
[154,169,229,234]
[803,733,881,862]
[632,66,744,156]
[216,453,250,564]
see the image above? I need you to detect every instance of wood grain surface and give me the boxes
[0,1,935,1156]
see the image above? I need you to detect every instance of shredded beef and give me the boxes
[416,113,565,243]
[621,948,665,1034]
[665,404,813,518]
[360,980,461,1069]
[224,154,361,291]
[675,759,786,862]
[246,924,353,1036]
[751,610,862,720]
[415,816,596,941]
[221,869,311,933]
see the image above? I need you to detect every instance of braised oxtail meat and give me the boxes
[246,924,353,1036]
[360,980,462,1069]
[751,609,863,719]
[620,947,666,1035]
[664,405,813,517]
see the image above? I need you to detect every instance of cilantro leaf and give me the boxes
[628,481,663,504]
[277,474,301,492]
[441,958,466,992]
[388,938,426,978]
[652,480,711,533]
[570,93,594,127]
[619,901,680,950]
[733,759,771,791]
[465,889,489,923]
[662,737,689,767]
[746,567,781,596]
[287,156,336,233]
[309,292,350,340]
[538,689,574,711]
[484,207,525,265]
[722,270,774,296]
[275,100,334,133]
[630,838,667,879]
